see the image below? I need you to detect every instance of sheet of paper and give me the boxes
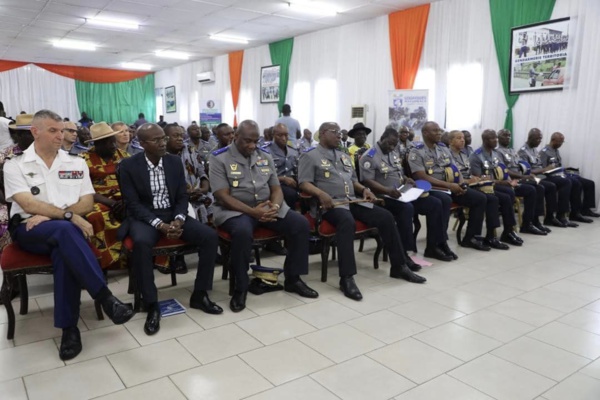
[384,188,424,203]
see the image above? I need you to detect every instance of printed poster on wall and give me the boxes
[199,99,221,128]
[388,89,429,137]
[509,17,570,94]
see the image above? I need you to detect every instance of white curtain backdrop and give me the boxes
[0,64,80,120]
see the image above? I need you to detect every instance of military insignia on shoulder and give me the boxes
[413,142,424,149]
[365,148,376,158]
[260,146,270,154]
[474,148,482,154]
[437,142,447,147]
[541,147,548,152]
[409,153,417,161]
[212,147,229,156]
[303,146,315,153]
[363,161,371,169]
[26,172,36,178]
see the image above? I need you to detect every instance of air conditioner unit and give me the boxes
[197,71,215,83]
[350,104,367,126]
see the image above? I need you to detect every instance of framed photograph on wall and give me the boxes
[165,86,177,113]
[509,17,570,94]
[260,65,280,103]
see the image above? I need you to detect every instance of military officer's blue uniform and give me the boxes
[4,146,108,329]
[261,141,299,208]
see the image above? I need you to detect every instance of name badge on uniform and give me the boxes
[58,170,84,179]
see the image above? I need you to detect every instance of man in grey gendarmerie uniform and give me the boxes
[518,128,576,227]
[209,120,318,312]
[470,130,542,240]
[261,123,299,208]
[359,128,454,262]
[496,129,552,234]
[540,132,597,222]
[408,122,489,251]
[298,122,426,302]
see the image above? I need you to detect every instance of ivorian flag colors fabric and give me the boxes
[228,51,244,127]
[489,0,556,133]
[269,38,294,116]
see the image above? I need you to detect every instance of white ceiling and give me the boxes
[0,0,434,71]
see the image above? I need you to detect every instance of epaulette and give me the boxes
[303,146,315,153]
[413,141,424,149]
[365,148,377,158]
[260,145,271,154]
[437,142,447,147]
[474,147,483,155]
[212,147,229,156]
[541,147,548,152]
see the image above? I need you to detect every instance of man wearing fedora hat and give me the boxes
[118,123,222,336]
[347,123,372,167]
[3,109,134,360]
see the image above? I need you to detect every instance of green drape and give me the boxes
[269,38,294,116]
[489,0,555,135]
[75,74,155,124]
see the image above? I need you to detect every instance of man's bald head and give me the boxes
[137,123,163,141]
[481,129,496,141]
[550,131,565,149]
[527,128,543,147]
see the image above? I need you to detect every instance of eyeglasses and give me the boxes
[325,129,342,136]
[143,136,168,144]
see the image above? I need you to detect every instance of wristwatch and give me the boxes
[63,211,74,221]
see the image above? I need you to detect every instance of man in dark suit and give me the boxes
[119,123,221,336]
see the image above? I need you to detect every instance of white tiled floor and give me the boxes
[2,218,600,399]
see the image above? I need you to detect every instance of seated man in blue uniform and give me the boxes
[359,128,455,262]
[119,123,222,336]
[3,109,134,361]
[209,120,318,312]
[298,122,426,302]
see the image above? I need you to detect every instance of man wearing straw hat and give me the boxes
[299,122,426,302]
[3,110,134,360]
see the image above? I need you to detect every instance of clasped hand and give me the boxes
[159,219,184,239]
[252,201,278,222]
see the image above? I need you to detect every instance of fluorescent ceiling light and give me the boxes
[155,50,189,60]
[52,39,96,51]
[288,1,338,17]
[86,17,139,30]
[121,62,152,71]
[209,35,249,44]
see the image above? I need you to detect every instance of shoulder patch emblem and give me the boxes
[365,148,376,158]
[413,141,424,149]
[212,147,229,156]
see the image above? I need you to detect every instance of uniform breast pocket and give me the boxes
[227,173,244,187]
[58,179,83,205]
[319,166,331,178]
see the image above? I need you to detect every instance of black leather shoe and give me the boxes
[284,279,319,298]
[339,276,363,301]
[265,241,288,256]
[144,304,161,336]
[230,290,247,312]
[461,237,491,251]
[485,236,510,250]
[190,291,223,314]
[534,220,552,233]
[500,232,523,246]
[59,326,82,361]
[424,246,453,262]
[559,217,579,228]
[520,223,547,235]
[101,295,135,325]
[582,209,600,218]
[440,242,458,260]
[174,257,188,274]
[570,213,593,223]
[405,255,422,271]
[390,265,427,283]
[545,217,568,228]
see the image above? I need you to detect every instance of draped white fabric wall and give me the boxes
[0,65,80,120]
[154,58,215,125]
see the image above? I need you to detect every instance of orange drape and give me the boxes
[0,60,28,72]
[228,51,244,127]
[0,59,150,83]
[388,4,430,89]
[35,63,150,83]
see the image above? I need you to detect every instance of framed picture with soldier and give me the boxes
[260,65,280,103]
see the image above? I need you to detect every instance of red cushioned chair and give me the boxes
[0,241,104,340]
[303,211,383,283]
[217,227,284,295]
[122,236,201,312]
